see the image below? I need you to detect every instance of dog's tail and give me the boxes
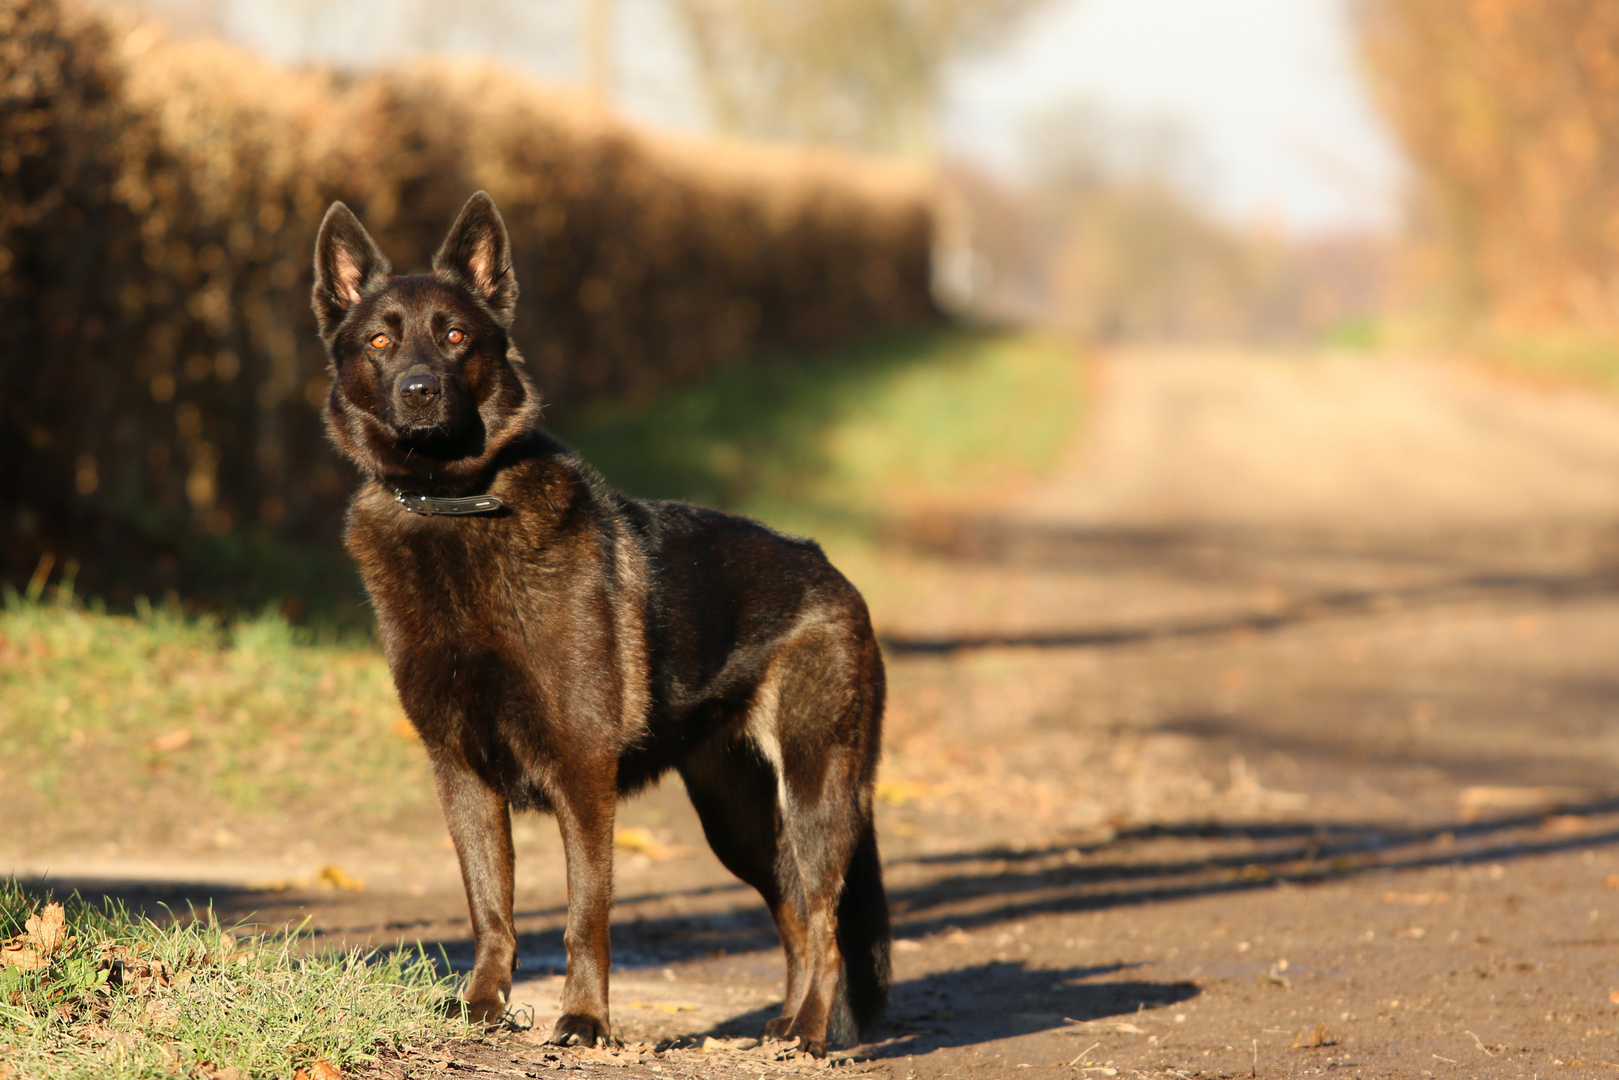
[829,820,891,1045]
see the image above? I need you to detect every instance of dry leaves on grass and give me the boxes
[293,1061,344,1080]
[196,1065,249,1080]
[98,945,174,993]
[1,903,70,972]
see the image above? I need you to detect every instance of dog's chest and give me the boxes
[347,500,623,742]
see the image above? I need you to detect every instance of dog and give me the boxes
[311,192,890,1055]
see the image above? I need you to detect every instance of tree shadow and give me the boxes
[20,796,1619,958]
[876,515,1619,655]
[877,798,1619,939]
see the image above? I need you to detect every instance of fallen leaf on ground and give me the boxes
[0,942,45,971]
[26,903,67,957]
[293,1061,342,1080]
[316,864,364,891]
[196,1064,248,1080]
[3,903,68,970]
[875,779,928,806]
[1459,785,1581,811]
[147,729,191,753]
[1292,1021,1334,1048]
[1542,814,1588,834]
[1382,891,1449,905]
[613,828,692,861]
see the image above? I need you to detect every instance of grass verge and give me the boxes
[0,590,436,857]
[555,325,1083,544]
[0,879,461,1080]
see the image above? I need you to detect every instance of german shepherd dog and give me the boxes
[311,193,890,1055]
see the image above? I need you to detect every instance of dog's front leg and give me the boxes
[547,762,619,1047]
[434,759,518,1025]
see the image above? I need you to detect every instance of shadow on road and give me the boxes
[879,516,1619,655]
[700,961,1199,1056]
[23,798,1619,955]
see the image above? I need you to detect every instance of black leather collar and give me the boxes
[394,489,505,516]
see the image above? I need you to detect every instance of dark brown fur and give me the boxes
[312,193,890,1054]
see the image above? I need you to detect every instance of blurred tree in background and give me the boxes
[672,0,1048,158]
[1360,0,1619,334]
[941,98,1391,341]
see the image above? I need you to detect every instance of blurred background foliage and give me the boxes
[1361,0,1619,333]
[7,0,1619,623]
[1359,0,1619,383]
[674,0,1044,159]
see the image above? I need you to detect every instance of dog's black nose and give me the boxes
[400,373,441,407]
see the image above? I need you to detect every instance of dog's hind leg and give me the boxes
[433,760,518,1025]
[678,735,810,1037]
[759,632,890,1058]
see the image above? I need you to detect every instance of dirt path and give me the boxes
[21,348,1619,1078]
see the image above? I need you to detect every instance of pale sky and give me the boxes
[943,0,1405,234]
[167,0,1407,236]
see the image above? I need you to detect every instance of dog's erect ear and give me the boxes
[313,201,392,339]
[433,191,518,327]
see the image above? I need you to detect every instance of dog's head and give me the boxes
[312,191,539,489]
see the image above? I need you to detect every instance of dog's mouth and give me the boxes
[386,400,487,461]
[391,413,462,445]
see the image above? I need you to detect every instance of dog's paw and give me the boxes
[546,1012,617,1048]
[458,995,510,1027]
[761,1016,795,1040]
[784,1038,826,1059]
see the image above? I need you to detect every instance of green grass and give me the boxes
[0,589,436,856]
[554,325,1083,544]
[0,879,461,1080]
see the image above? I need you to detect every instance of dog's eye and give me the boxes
[446,328,465,345]
[369,333,390,349]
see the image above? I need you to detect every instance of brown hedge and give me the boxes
[0,0,936,600]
